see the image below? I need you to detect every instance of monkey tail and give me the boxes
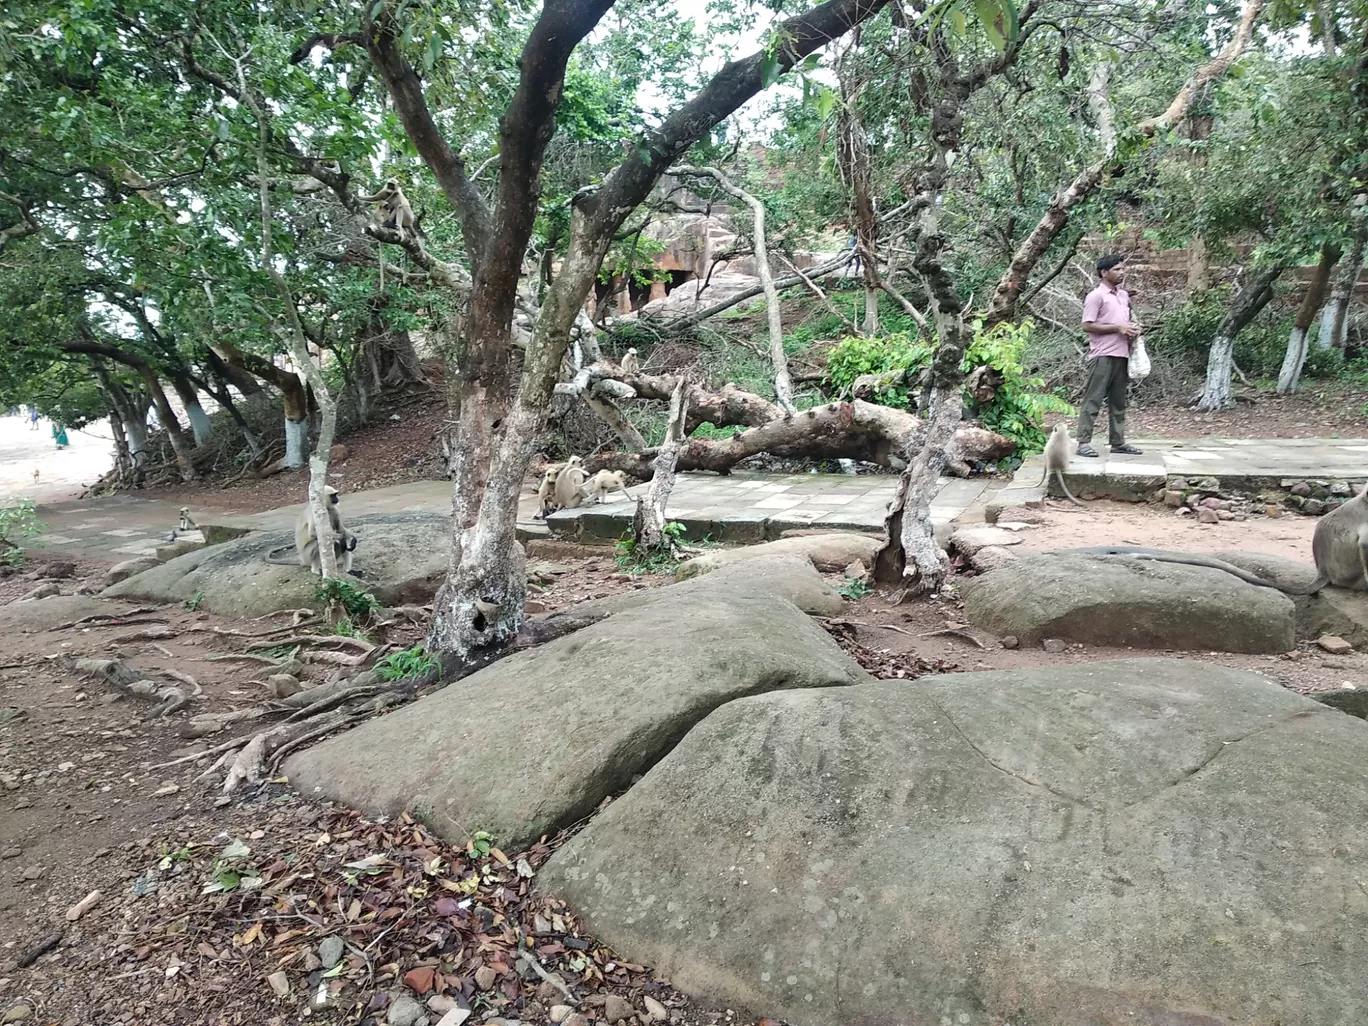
[262,545,299,567]
[1280,572,1330,596]
[1054,469,1086,507]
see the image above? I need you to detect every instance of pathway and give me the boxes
[11,436,1366,559]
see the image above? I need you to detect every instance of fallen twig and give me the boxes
[920,628,986,648]
[14,929,64,968]
[54,607,164,629]
[268,712,365,774]
[247,634,373,653]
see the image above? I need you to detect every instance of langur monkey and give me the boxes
[275,486,357,575]
[1035,423,1084,506]
[620,348,639,374]
[535,469,560,519]
[360,178,416,232]
[1308,481,1368,592]
[584,469,634,505]
[553,461,590,511]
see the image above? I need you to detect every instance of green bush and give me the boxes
[0,499,42,565]
[314,578,380,621]
[824,320,1072,454]
[1301,343,1345,379]
[964,319,1075,454]
[376,644,439,681]
[825,331,934,408]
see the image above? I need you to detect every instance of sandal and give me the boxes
[1110,444,1143,455]
[1076,445,1099,458]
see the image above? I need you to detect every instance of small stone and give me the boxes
[563,1016,591,1026]
[1193,476,1221,493]
[18,583,59,602]
[1199,496,1222,510]
[434,1010,471,1026]
[536,976,570,1004]
[387,994,425,1026]
[1216,510,1235,521]
[843,560,868,580]
[0,848,19,859]
[524,599,547,615]
[13,798,32,810]
[1197,508,1220,524]
[603,995,634,1023]
[151,783,180,796]
[56,762,74,773]
[1330,481,1352,497]
[65,889,102,921]
[20,866,42,881]
[319,934,345,969]
[1174,506,1193,516]
[475,966,497,991]
[267,970,291,998]
[427,996,459,1015]
[1290,481,1312,497]
[1163,490,1184,507]
[266,674,302,699]
[550,1006,574,1023]
[2,1004,33,1023]
[303,951,323,971]
[404,966,436,995]
[643,997,669,1021]
[1042,638,1066,654]
[1317,635,1354,655]
[1303,498,1326,515]
[1001,636,1019,650]
[1265,506,1283,518]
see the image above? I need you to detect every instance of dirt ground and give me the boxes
[3,382,1366,1025]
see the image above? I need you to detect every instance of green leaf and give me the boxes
[221,839,251,859]
[760,49,781,89]
[817,85,836,121]
[948,3,967,39]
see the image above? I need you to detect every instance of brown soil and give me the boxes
[1065,379,1368,439]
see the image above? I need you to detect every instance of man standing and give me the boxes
[1075,253,1143,457]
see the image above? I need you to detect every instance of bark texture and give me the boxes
[1277,244,1338,394]
[1194,264,1283,411]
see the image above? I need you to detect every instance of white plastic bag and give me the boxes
[1128,335,1151,381]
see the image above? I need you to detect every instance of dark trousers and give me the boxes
[1076,355,1128,447]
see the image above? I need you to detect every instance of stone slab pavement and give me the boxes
[992,435,1368,516]
[544,470,988,542]
[14,436,1365,561]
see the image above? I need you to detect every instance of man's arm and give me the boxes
[1082,320,1139,336]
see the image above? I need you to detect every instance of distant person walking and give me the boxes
[1075,254,1143,457]
[28,405,39,430]
[52,422,69,449]
[848,234,862,275]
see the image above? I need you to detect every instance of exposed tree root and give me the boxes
[60,657,190,716]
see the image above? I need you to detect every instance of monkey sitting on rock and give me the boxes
[264,486,358,575]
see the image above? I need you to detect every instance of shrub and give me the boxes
[0,499,42,566]
[824,320,1073,454]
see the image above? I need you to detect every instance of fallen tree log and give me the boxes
[590,399,1013,477]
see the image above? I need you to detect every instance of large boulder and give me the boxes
[285,578,869,849]
[542,660,1368,1026]
[1214,549,1368,646]
[676,533,882,580]
[102,513,452,616]
[555,554,847,620]
[963,553,1295,653]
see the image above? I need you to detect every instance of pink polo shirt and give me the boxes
[1082,282,1132,359]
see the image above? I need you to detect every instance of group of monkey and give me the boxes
[535,456,635,519]
[1036,421,1368,596]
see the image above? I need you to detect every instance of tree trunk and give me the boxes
[649,250,853,330]
[1319,205,1366,351]
[169,373,214,446]
[142,373,197,481]
[213,341,309,470]
[633,378,689,552]
[205,347,263,396]
[96,367,149,473]
[246,74,339,576]
[1277,244,1339,394]
[676,166,795,413]
[1194,264,1283,410]
[204,378,265,459]
[837,57,880,337]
